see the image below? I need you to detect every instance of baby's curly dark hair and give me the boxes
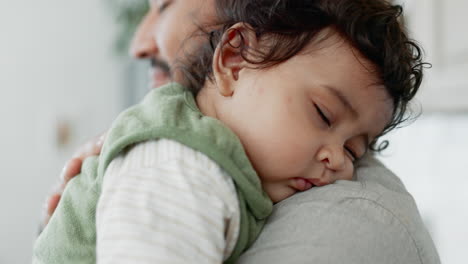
[179,0,430,151]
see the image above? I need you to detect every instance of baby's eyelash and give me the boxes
[313,103,358,162]
[314,104,331,126]
[345,147,357,161]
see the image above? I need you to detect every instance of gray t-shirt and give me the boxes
[238,155,440,264]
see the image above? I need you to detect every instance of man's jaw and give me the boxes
[148,58,171,89]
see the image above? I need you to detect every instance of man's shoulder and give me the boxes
[239,155,440,264]
[275,154,416,217]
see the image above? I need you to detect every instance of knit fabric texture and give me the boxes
[33,83,273,264]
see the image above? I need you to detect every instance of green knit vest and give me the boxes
[33,83,272,264]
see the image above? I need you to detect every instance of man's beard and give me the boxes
[150,58,171,75]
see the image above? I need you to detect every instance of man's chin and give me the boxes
[149,58,171,89]
[148,68,171,89]
[149,79,170,89]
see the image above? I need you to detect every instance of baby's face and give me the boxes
[214,30,393,203]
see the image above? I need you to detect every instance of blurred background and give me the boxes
[0,0,466,263]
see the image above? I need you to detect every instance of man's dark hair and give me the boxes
[179,0,429,151]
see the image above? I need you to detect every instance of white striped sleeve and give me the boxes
[96,139,240,264]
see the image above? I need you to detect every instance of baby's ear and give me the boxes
[212,23,258,97]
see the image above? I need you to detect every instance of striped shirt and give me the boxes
[96,139,240,263]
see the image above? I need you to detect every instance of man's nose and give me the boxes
[129,9,159,59]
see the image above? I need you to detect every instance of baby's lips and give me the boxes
[305,177,325,187]
[293,177,313,192]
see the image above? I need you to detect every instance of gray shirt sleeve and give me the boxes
[237,155,440,264]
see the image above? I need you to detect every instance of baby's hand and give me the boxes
[40,133,106,230]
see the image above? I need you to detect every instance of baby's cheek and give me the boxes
[342,162,354,181]
[281,143,315,167]
[262,143,311,178]
[262,181,295,203]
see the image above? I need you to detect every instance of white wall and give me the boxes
[379,114,468,264]
[401,0,468,112]
[0,1,124,263]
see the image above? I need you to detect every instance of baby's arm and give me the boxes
[42,133,105,228]
[96,139,240,264]
[34,156,101,264]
